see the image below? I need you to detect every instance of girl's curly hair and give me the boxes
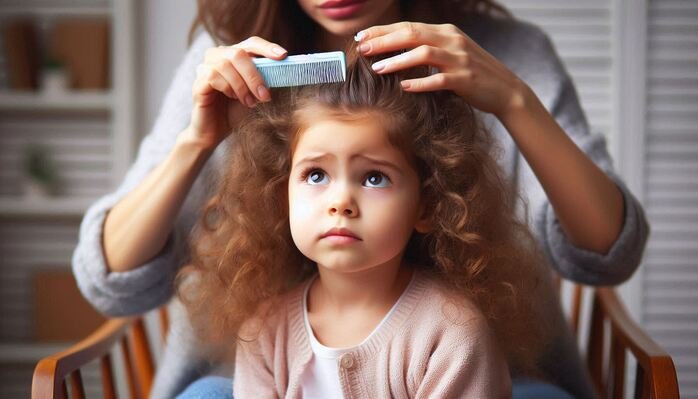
[177,44,550,375]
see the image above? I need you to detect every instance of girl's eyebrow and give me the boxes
[291,153,333,170]
[352,154,401,173]
[292,153,402,173]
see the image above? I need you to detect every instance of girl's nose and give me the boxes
[328,186,359,217]
[329,204,357,217]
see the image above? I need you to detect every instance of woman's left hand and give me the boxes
[355,22,530,120]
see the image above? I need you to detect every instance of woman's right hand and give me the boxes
[183,36,288,152]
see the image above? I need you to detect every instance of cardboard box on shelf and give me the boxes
[1,19,39,90]
[33,270,105,341]
[51,19,110,90]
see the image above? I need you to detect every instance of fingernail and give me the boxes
[256,85,270,101]
[358,43,370,53]
[371,60,386,72]
[272,46,287,56]
[401,81,411,90]
[245,94,256,108]
[354,31,365,42]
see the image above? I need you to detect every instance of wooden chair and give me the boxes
[31,309,168,399]
[586,288,679,399]
[32,282,679,399]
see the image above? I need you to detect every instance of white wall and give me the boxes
[137,0,197,137]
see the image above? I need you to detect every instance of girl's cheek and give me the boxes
[289,186,319,221]
[364,187,407,207]
[292,198,315,221]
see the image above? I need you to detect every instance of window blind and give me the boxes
[501,0,613,141]
[643,1,698,396]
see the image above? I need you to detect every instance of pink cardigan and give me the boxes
[234,272,512,398]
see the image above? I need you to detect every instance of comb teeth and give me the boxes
[252,51,346,88]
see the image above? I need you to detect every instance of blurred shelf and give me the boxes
[0,5,110,17]
[0,91,112,112]
[0,342,72,363]
[0,196,95,218]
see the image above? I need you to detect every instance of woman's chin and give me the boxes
[319,19,368,38]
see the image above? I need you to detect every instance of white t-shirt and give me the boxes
[300,275,414,398]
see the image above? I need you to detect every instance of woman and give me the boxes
[72,1,648,398]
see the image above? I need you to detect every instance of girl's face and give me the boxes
[296,0,400,37]
[288,112,428,275]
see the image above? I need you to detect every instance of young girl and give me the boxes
[177,48,549,397]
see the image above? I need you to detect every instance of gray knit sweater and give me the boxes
[72,15,648,399]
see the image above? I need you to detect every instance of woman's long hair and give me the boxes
[189,0,512,50]
[177,43,550,375]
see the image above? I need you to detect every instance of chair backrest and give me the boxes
[586,288,679,399]
[555,274,680,399]
[31,308,168,399]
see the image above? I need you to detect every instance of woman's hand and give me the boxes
[184,36,288,151]
[354,22,530,120]
[357,23,627,255]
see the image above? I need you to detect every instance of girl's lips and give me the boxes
[318,0,366,20]
[323,235,361,244]
[321,227,361,243]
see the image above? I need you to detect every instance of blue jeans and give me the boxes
[512,378,576,399]
[176,376,575,398]
[176,376,233,399]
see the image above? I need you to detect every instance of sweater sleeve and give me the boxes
[515,26,650,286]
[71,33,215,316]
[414,313,511,399]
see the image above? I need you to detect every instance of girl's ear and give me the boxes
[415,218,432,234]
[414,202,432,234]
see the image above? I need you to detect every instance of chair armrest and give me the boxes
[32,317,133,398]
[31,314,157,399]
[588,288,680,398]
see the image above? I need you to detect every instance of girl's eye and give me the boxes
[363,172,391,188]
[305,169,329,185]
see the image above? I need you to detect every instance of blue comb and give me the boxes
[252,51,346,88]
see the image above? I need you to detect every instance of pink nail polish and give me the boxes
[371,62,386,72]
[257,85,270,101]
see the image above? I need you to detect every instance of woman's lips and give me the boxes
[318,0,366,20]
